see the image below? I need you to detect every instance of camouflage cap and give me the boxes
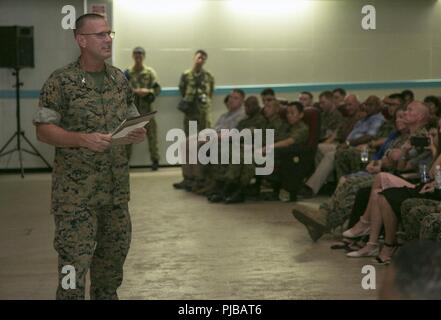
[133,46,145,54]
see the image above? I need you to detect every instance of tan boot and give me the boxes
[292,204,329,242]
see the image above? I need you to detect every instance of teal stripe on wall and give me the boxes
[1,79,441,99]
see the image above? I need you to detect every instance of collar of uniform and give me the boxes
[413,125,428,136]
[130,64,147,73]
[191,68,205,76]
[291,120,304,129]
[226,107,243,117]
[268,113,280,122]
[74,57,117,90]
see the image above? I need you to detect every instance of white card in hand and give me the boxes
[112,120,149,139]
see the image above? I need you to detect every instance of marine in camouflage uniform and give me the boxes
[125,50,161,164]
[33,58,139,300]
[223,111,268,186]
[334,118,394,179]
[303,107,363,196]
[401,198,441,241]
[376,118,395,140]
[277,120,310,197]
[320,174,375,230]
[220,109,290,186]
[179,51,215,136]
[320,108,344,141]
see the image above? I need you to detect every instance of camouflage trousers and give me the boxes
[146,117,159,162]
[181,140,256,188]
[320,173,374,230]
[335,147,370,180]
[53,202,131,300]
[223,144,256,187]
[180,106,211,180]
[127,104,159,162]
[401,198,441,241]
[224,163,256,187]
[183,105,211,137]
[421,213,441,241]
[181,137,208,182]
[195,145,255,188]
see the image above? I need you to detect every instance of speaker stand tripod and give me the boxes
[0,68,51,178]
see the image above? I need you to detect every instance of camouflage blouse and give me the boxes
[33,58,139,209]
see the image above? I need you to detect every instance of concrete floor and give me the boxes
[0,168,383,299]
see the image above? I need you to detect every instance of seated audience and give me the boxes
[206,95,267,203]
[343,134,439,262]
[293,101,431,242]
[173,89,246,191]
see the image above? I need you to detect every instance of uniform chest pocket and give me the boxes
[139,75,151,87]
[66,98,106,132]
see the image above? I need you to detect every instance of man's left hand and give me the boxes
[133,88,151,97]
[127,127,147,144]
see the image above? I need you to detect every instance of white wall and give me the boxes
[114,0,441,85]
[1,0,441,170]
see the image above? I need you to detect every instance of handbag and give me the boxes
[177,99,195,113]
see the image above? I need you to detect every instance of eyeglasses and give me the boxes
[79,31,115,39]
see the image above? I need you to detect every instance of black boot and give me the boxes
[151,160,159,171]
[224,183,244,204]
[246,178,261,199]
[224,187,245,204]
[208,182,236,203]
[173,178,193,190]
[206,181,224,197]
[208,193,224,203]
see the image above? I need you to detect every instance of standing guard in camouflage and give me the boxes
[33,14,146,300]
[125,47,161,170]
[178,49,215,136]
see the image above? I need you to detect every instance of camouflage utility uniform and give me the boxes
[179,69,215,135]
[125,65,161,163]
[278,121,310,195]
[320,109,344,141]
[33,58,139,300]
[401,198,441,241]
[223,112,268,186]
